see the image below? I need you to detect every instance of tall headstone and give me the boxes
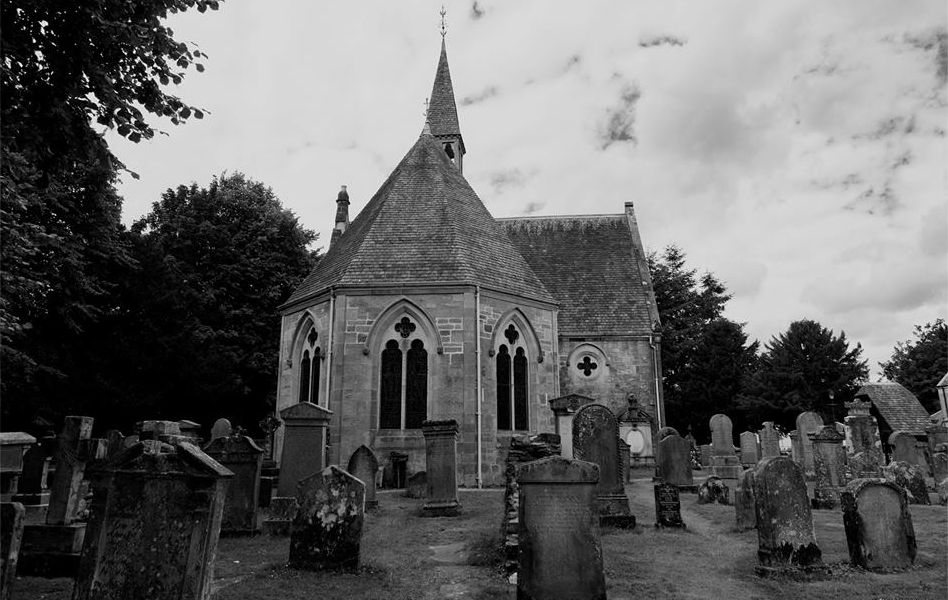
[618,438,631,483]
[203,434,264,535]
[654,482,685,529]
[656,434,693,488]
[347,445,380,510]
[516,456,605,600]
[47,416,93,525]
[210,418,233,442]
[888,431,921,467]
[734,468,756,531]
[288,465,364,572]
[1,502,25,600]
[810,425,847,509]
[421,420,460,516]
[841,480,916,570]
[709,414,739,489]
[789,430,802,465]
[753,456,823,571]
[759,422,781,458]
[72,441,232,600]
[845,399,883,463]
[795,411,824,478]
[277,402,331,498]
[739,431,760,466]
[572,403,634,526]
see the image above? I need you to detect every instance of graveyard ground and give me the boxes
[17,469,947,600]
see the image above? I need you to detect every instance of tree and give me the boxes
[738,319,868,429]
[647,245,732,431]
[880,319,947,413]
[1,1,220,421]
[671,319,759,439]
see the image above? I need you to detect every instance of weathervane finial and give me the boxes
[440,5,447,39]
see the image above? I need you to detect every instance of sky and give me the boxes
[108,0,948,378]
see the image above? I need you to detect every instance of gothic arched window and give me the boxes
[496,338,528,431]
[380,340,402,429]
[298,350,311,404]
[297,326,322,405]
[405,340,428,429]
[513,347,528,430]
[378,333,428,430]
[496,345,511,430]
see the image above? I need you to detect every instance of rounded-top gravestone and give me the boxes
[841,479,916,570]
[709,414,734,456]
[347,445,380,509]
[753,456,822,569]
[289,465,365,572]
[572,404,622,497]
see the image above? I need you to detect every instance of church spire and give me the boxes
[427,10,465,172]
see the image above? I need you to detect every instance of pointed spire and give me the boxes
[427,18,465,172]
[330,185,349,247]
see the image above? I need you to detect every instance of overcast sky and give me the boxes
[108,0,947,379]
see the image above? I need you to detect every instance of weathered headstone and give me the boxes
[421,420,460,516]
[210,418,233,442]
[0,433,36,503]
[204,434,264,535]
[277,402,331,498]
[841,479,916,570]
[795,411,824,477]
[654,482,685,528]
[657,434,693,488]
[405,471,427,499]
[697,476,729,505]
[548,393,596,460]
[759,422,781,458]
[1,502,25,600]
[882,461,930,505]
[845,399,883,463]
[618,438,631,483]
[810,425,847,509]
[347,445,380,510]
[288,465,364,572]
[789,430,802,465]
[699,444,712,468]
[72,440,232,600]
[516,456,605,600]
[931,449,948,484]
[888,431,921,467]
[657,426,679,441]
[740,431,760,466]
[572,403,634,526]
[753,456,822,571]
[261,496,298,536]
[734,468,756,531]
[709,414,740,489]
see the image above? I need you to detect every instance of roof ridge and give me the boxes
[498,213,625,221]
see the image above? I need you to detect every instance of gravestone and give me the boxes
[882,461,930,505]
[618,439,631,483]
[11,440,52,525]
[709,414,739,489]
[277,402,331,498]
[739,431,760,466]
[888,431,921,467]
[759,422,781,458]
[204,434,264,535]
[405,471,427,499]
[654,482,685,528]
[103,430,125,460]
[841,479,916,570]
[795,411,824,477]
[699,444,712,468]
[210,418,233,442]
[845,399,883,463]
[548,393,596,460]
[261,496,298,536]
[753,456,823,571]
[72,440,231,600]
[734,468,756,531]
[140,420,186,445]
[1,502,25,600]
[347,445,380,510]
[421,420,460,516]
[931,450,948,484]
[572,403,634,526]
[289,465,364,572]
[657,434,694,488]
[789,430,802,465]
[697,476,729,505]
[810,425,847,509]
[0,433,36,503]
[657,426,679,441]
[47,416,93,526]
[516,456,605,600]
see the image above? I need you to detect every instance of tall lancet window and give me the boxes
[298,327,321,405]
[496,328,529,431]
[496,345,512,430]
[378,319,429,430]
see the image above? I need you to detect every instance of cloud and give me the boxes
[460,85,500,106]
[639,34,685,48]
[597,82,640,149]
[488,168,530,194]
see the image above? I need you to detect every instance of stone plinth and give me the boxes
[347,446,380,510]
[654,482,685,529]
[572,403,633,526]
[657,434,693,488]
[289,466,364,572]
[548,393,595,460]
[845,400,883,464]
[204,435,264,535]
[1,502,25,600]
[277,402,331,498]
[841,479,916,570]
[516,456,605,600]
[753,456,823,571]
[810,426,847,509]
[72,441,232,600]
[421,420,460,516]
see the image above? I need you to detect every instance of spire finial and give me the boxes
[424,97,429,120]
[440,5,447,39]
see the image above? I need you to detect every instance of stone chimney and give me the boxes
[330,185,350,247]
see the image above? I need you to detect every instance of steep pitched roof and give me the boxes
[282,133,554,308]
[427,40,463,150]
[855,381,931,436]
[499,212,659,336]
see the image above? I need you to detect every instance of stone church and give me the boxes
[274,37,663,487]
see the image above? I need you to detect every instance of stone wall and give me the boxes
[559,337,659,419]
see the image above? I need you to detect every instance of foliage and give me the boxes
[879,319,947,413]
[737,319,868,429]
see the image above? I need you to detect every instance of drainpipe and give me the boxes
[475,285,483,489]
[649,334,663,428]
[327,288,337,462]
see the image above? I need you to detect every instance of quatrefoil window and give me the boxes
[395,316,416,338]
[577,356,598,377]
[504,324,519,345]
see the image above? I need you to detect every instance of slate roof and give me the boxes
[282,133,554,308]
[499,214,659,336]
[427,39,464,151]
[855,381,932,436]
